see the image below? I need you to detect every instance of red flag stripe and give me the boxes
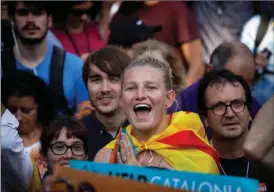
[157,130,220,166]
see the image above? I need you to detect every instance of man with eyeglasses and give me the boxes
[197,69,269,191]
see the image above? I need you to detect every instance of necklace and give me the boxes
[209,139,250,178]
[65,26,92,56]
[220,161,250,178]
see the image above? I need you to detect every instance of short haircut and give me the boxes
[7,1,52,17]
[197,69,252,115]
[40,116,88,157]
[209,41,253,70]
[82,46,131,86]
[1,70,57,126]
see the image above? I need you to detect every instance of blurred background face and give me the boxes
[87,64,121,115]
[1,1,9,20]
[13,2,51,45]
[121,66,170,132]
[7,96,38,135]
[66,1,93,30]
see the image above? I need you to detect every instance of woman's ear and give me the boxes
[166,90,175,108]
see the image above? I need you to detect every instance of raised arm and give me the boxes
[244,95,274,169]
[1,107,33,192]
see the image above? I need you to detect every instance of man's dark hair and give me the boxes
[1,70,57,126]
[197,69,252,115]
[82,46,131,86]
[209,41,253,70]
[7,1,51,17]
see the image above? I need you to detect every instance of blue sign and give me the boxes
[70,160,259,192]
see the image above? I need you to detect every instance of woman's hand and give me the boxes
[116,133,144,166]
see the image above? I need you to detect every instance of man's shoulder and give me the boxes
[81,113,102,130]
[63,51,83,67]
[180,80,200,96]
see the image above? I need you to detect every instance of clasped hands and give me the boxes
[116,133,145,166]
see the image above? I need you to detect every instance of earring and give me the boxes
[249,116,253,123]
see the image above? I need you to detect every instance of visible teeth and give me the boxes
[135,104,150,109]
[101,97,112,100]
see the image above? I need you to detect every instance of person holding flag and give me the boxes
[95,56,220,174]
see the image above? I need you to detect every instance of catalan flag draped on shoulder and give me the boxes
[105,111,220,174]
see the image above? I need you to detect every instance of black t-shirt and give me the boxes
[81,112,128,161]
[220,157,274,191]
[1,20,14,52]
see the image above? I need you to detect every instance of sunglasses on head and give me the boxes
[69,8,92,17]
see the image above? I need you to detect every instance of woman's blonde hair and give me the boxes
[121,56,173,91]
[130,39,186,93]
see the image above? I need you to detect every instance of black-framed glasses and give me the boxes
[206,100,247,116]
[49,143,86,156]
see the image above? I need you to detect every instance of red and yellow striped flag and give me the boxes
[105,111,220,174]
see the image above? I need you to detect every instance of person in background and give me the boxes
[193,2,254,64]
[1,1,63,51]
[130,39,186,93]
[111,1,204,86]
[80,46,131,160]
[1,115,88,192]
[108,17,162,54]
[2,1,89,115]
[52,1,105,60]
[108,19,186,92]
[95,56,219,174]
[197,69,272,191]
[2,70,57,178]
[168,41,261,128]
[240,7,274,105]
[244,94,274,170]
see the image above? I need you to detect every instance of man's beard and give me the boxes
[14,27,48,45]
[90,98,118,117]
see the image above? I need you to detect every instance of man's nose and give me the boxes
[26,13,35,22]
[224,106,235,117]
[101,80,111,92]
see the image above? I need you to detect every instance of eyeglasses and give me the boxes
[49,143,86,156]
[206,100,247,116]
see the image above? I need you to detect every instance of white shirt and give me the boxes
[1,109,33,192]
[241,15,274,72]
[24,142,41,155]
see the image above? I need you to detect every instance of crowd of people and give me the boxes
[1,1,273,192]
